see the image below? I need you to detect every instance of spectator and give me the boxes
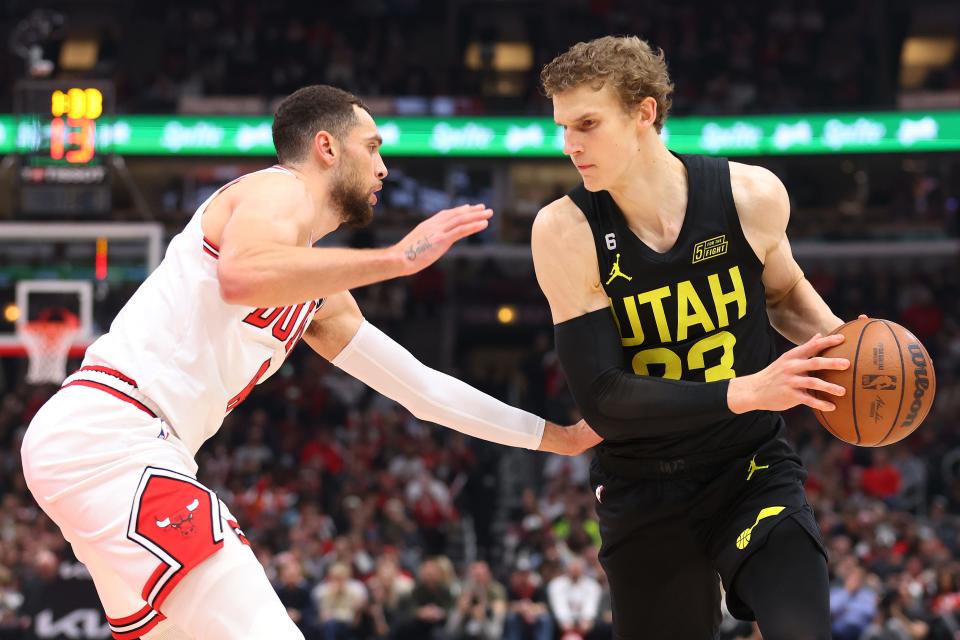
[504,558,553,640]
[394,558,454,640]
[274,553,314,630]
[862,449,903,503]
[830,562,879,640]
[405,471,455,556]
[446,561,507,639]
[364,554,414,636]
[312,562,367,640]
[547,557,602,640]
[861,590,929,639]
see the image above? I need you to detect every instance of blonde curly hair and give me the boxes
[541,36,674,133]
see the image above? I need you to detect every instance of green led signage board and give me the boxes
[2,111,958,157]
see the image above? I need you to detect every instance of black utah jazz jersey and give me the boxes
[568,153,781,462]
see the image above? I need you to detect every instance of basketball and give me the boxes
[813,318,936,447]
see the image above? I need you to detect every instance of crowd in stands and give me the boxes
[0,259,956,638]
[0,1,920,115]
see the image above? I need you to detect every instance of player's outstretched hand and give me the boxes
[538,419,603,456]
[393,204,493,276]
[728,333,850,414]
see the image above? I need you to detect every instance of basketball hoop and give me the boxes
[18,309,80,384]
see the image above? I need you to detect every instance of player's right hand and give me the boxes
[728,333,849,414]
[393,204,493,276]
[538,419,602,456]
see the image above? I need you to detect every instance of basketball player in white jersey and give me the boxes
[21,85,601,640]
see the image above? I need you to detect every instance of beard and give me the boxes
[330,160,374,229]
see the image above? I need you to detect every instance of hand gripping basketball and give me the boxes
[393,204,493,276]
[811,316,936,446]
[727,333,850,414]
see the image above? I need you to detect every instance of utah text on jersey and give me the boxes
[607,265,747,382]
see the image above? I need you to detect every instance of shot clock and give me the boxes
[14,80,114,216]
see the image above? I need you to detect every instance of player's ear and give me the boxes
[634,97,657,132]
[313,130,339,167]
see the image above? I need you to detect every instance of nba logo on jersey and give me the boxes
[595,484,604,503]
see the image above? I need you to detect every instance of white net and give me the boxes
[19,318,80,384]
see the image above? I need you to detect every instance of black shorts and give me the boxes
[590,428,827,640]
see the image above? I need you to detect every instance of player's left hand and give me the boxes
[393,203,493,276]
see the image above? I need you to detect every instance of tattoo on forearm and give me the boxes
[405,235,434,261]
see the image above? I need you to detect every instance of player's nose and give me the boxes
[562,131,582,156]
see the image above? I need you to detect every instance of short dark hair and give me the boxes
[272,85,370,164]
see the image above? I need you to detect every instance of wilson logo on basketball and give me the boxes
[862,374,897,390]
[901,343,930,428]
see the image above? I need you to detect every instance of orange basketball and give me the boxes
[812,317,936,447]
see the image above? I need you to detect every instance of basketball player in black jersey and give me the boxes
[533,37,853,639]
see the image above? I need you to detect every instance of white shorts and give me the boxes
[21,372,250,640]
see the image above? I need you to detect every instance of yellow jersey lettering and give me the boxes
[688,331,737,381]
[636,286,672,343]
[676,280,716,341]
[618,296,645,347]
[708,266,747,328]
[632,348,683,380]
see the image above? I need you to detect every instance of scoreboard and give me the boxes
[14,80,114,216]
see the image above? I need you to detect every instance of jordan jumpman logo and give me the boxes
[606,253,632,285]
[746,456,769,481]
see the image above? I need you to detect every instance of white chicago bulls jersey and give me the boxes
[76,165,322,455]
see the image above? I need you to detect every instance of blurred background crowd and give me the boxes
[3,0,958,115]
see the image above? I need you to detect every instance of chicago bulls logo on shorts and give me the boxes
[127,467,225,610]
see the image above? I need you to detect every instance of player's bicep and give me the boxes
[762,234,804,306]
[730,163,803,305]
[303,291,364,360]
[216,180,313,300]
[531,204,608,324]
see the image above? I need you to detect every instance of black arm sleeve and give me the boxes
[554,308,736,440]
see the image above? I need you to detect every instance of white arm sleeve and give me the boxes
[331,320,545,450]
